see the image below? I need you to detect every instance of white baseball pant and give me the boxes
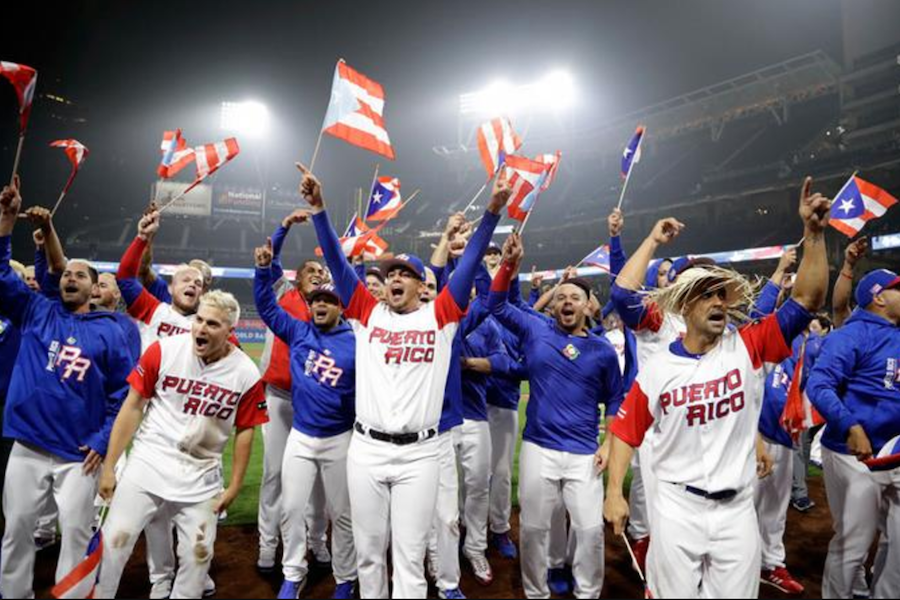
[95,474,219,599]
[754,439,793,570]
[429,427,461,592]
[34,498,58,539]
[1,442,98,599]
[647,483,760,599]
[873,496,900,600]
[627,444,654,541]
[488,405,517,535]
[348,431,440,599]
[281,429,356,584]
[258,386,329,556]
[518,442,604,599]
[547,500,574,569]
[457,419,491,556]
[822,448,892,599]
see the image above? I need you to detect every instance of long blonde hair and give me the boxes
[646,265,763,322]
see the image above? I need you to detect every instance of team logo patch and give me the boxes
[66,337,77,345]
[886,358,899,390]
[562,344,580,361]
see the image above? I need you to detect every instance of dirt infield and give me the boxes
[33,477,832,598]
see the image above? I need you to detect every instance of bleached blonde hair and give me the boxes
[199,289,240,326]
[646,265,763,322]
[9,260,26,280]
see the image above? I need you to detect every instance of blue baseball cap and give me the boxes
[668,256,716,283]
[855,269,900,308]
[381,253,426,281]
[306,283,342,305]
[486,242,502,255]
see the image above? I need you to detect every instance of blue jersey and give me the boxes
[461,313,506,422]
[255,266,355,438]
[0,316,21,404]
[146,275,172,304]
[489,263,623,454]
[807,309,900,456]
[0,236,132,461]
[758,357,796,448]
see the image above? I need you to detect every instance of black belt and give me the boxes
[354,422,437,446]
[684,485,738,501]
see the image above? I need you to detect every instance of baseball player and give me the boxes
[491,233,623,599]
[256,211,331,573]
[299,162,508,598]
[254,239,358,599]
[0,178,133,599]
[95,290,268,598]
[807,269,900,599]
[604,181,830,598]
[117,210,204,352]
[755,356,806,594]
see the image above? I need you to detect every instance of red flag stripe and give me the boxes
[856,178,899,209]
[337,61,385,101]
[324,122,395,160]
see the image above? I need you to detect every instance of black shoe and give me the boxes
[791,497,815,512]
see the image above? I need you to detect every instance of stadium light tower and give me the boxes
[459,70,576,116]
[220,100,270,138]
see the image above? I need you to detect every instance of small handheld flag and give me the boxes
[158,137,240,214]
[0,61,38,133]
[49,139,90,216]
[864,435,900,472]
[580,244,611,272]
[318,215,389,260]
[505,155,551,223]
[365,176,402,221]
[52,505,108,599]
[829,174,897,238]
[319,59,395,162]
[779,343,824,444]
[158,129,195,179]
[617,125,645,210]
[476,117,523,179]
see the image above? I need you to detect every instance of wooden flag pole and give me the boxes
[9,134,25,185]
[50,169,78,216]
[308,130,325,174]
[462,180,490,214]
[158,178,204,214]
[616,163,636,211]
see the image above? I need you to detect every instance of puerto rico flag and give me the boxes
[194,138,240,180]
[476,117,522,179]
[829,175,898,238]
[0,61,37,132]
[365,176,402,221]
[505,154,551,222]
[322,60,395,160]
[319,215,389,260]
[51,529,103,599]
[780,349,824,444]
[50,139,89,171]
[865,435,900,472]
[158,129,195,179]
[581,244,611,272]
[621,125,645,179]
[535,151,562,193]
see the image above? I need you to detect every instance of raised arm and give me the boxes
[297,164,376,321]
[790,176,830,313]
[610,218,684,330]
[430,213,467,269]
[488,233,536,340]
[608,208,628,280]
[272,209,311,283]
[254,238,306,345]
[833,236,867,328]
[117,211,164,322]
[0,177,42,325]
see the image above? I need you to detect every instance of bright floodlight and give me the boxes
[459,70,576,116]
[220,101,270,137]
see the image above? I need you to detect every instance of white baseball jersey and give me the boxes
[633,302,687,365]
[126,335,268,502]
[611,309,799,493]
[343,284,464,434]
[127,288,194,352]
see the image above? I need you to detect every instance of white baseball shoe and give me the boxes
[464,550,493,586]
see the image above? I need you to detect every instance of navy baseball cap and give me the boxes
[306,283,342,305]
[381,253,426,281]
[486,242,502,255]
[668,256,716,283]
[559,277,593,300]
[365,267,385,283]
[855,269,900,308]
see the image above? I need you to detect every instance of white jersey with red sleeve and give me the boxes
[126,335,268,503]
[127,289,194,352]
[611,308,802,493]
[633,300,686,365]
[343,282,464,434]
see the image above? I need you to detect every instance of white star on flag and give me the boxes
[839,198,855,214]
[372,191,383,205]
